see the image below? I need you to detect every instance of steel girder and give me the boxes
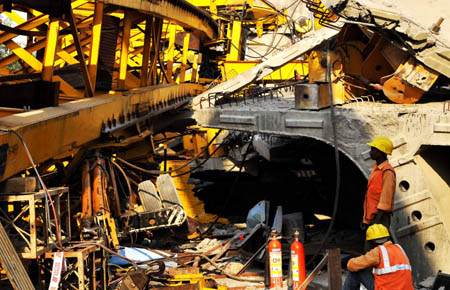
[0,83,204,182]
[103,0,218,41]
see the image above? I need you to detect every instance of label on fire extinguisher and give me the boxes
[291,253,299,281]
[270,250,283,277]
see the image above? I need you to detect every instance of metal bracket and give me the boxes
[117,205,187,237]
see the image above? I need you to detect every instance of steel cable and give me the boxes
[0,128,64,249]
[305,40,341,267]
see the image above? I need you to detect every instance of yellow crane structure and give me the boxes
[0,0,215,182]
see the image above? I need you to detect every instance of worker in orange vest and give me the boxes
[343,224,414,290]
[362,136,396,232]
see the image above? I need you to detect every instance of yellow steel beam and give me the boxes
[0,40,45,68]
[2,39,81,97]
[54,76,84,98]
[187,0,254,7]
[179,33,190,83]
[3,11,27,25]
[113,28,144,88]
[0,108,24,118]
[191,53,201,83]
[128,48,143,67]
[210,0,217,17]
[140,17,152,87]
[71,0,91,9]
[0,83,204,182]
[54,36,91,67]
[5,41,43,71]
[1,0,90,34]
[68,7,94,97]
[126,71,140,88]
[166,24,176,83]
[0,14,49,44]
[88,0,104,92]
[227,20,242,61]
[42,18,60,81]
[222,61,308,81]
[5,38,86,73]
[56,50,79,65]
[0,0,90,43]
[103,0,217,40]
[112,72,140,89]
[113,34,143,67]
[149,17,162,85]
[0,19,92,70]
[0,10,92,93]
[118,11,132,90]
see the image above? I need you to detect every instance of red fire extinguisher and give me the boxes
[268,229,283,288]
[291,229,306,290]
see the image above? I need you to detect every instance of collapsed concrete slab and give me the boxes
[192,28,340,110]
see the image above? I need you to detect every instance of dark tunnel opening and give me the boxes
[191,136,368,235]
[419,145,450,187]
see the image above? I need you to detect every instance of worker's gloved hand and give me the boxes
[374,210,386,224]
[360,221,368,230]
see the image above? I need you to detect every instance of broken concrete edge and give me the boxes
[322,0,450,78]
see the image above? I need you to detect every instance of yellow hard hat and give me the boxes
[367,136,393,155]
[366,224,390,241]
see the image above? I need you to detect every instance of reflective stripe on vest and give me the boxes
[373,245,412,275]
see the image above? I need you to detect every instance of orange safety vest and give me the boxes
[363,163,395,223]
[373,244,414,290]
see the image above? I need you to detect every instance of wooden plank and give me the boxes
[138,180,162,212]
[0,177,36,193]
[0,187,67,202]
[327,248,342,290]
[298,253,328,290]
[211,239,232,262]
[0,221,35,290]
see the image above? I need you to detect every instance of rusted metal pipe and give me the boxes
[81,160,92,219]
[92,157,105,214]
[431,17,444,34]
[99,158,111,212]
[108,161,121,216]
